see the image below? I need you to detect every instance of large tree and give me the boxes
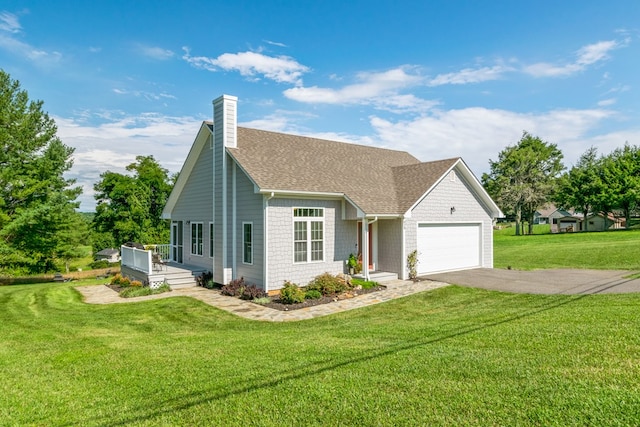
[0,69,82,273]
[483,132,564,235]
[554,147,605,231]
[0,70,81,273]
[600,144,640,228]
[93,155,173,246]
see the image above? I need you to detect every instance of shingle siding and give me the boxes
[405,169,493,269]
[377,219,404,276]
[266,198,352,290]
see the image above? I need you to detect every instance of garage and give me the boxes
[416,223,481,274]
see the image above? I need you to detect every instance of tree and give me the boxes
[482,131,564,235]
[93,156,172,246]
[0,69,82,274]
[600,144,640,228]
[555,147,605,231]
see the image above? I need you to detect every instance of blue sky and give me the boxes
[1,1,639,211]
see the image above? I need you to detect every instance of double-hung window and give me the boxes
[191,222,203,256]
[293,208,324,263]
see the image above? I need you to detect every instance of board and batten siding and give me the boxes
[404,169,494,275]
[266,198,354,290]
[172,134,214,271]
[233,163,264,286]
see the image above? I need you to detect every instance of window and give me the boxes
[293,208,324,263]
[209,222,214,258]
[191,222,203,256]
[243,222,252,264]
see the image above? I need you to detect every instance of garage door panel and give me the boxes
[417,224,480,274]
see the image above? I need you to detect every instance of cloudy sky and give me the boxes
[1,1,639,211]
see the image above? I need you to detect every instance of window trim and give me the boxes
[191,222,203,256]
[292,208,324,264]
[242,222,253,265]
[209,222,215,258]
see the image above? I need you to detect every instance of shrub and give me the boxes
[130,280,143,287]
[196,271,213,288]
[119,286,151,298]
[110,274,131,287]
[407,249,418,281]
[351,278,380,290]
[89,260,110,269]
[308,272,349,295]
[252,297,271,305]
[240,285,267,300]
[280,281,305,304]
[221,277,246,297]
[304,289,322,300]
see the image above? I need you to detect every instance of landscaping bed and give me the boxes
[260,283,386,311]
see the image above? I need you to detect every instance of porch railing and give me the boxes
[148,244,171,261]
[121,245,152,275]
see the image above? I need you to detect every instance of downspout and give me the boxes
[210,126,216,279]
[263,192,274,292]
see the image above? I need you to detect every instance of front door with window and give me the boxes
[171,221,183,263]
[357,222,374,270]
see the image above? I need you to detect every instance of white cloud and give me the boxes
[182,48,309,85]
[138,44,174,60]
[428,65,513,86]
[112,88,176,101]
[0,11,62,64]
[263,39,287,48]
[56,113,201,211]
[597,98,616,107]
[0,11,21,33]
[524,40,622,77]
[284,67,436,113]
[368,107,617,176]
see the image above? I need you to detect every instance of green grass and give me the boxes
[1,280,639,425]
[495,228,640,270]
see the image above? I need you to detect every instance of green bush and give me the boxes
[351,278,380,290]
[252,297,271,305]
[280,281,305,304]
[307,272,349,295]
[304,289,322,300]
[89,260,110,270]
[119,283,171,298]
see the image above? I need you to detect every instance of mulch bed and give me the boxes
[259,284,387,311]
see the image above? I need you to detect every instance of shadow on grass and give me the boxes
[90,290,590,426]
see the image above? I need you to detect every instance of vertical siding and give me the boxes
[267,198,352,290]
[234,164,264,287]
[172,135,215,272]
[405,169,493,269]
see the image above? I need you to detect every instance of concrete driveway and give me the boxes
[420,268,640,294]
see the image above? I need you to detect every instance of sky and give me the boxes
[1,1,639,211]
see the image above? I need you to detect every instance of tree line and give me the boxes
[0,70,173,275]
[483,131,640,235]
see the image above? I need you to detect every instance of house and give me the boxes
[156,94,502,292]
[95,248,120,263]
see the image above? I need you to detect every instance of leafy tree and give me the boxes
[0,69,82,274]
[93,155,172,245]
[483,131,564,235]
[600,144,640,228]
[555,147,605,231]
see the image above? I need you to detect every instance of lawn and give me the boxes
[1,280,639,425]
[494,228,640,270]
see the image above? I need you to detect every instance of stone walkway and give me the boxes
[75,280,450,322]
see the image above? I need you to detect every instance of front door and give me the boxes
[171,221,183,263]
[357,222,374,270]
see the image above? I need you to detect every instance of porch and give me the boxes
[120,245,207,288]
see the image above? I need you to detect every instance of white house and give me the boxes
[157,94,502,291]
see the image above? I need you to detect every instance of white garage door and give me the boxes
[417,223,481,275]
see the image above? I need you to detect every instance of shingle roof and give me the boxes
[227,126,459,215]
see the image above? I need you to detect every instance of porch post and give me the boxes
[362,219,369,281]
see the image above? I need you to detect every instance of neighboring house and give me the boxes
[159,94,502,292]
[584,213,624,231]
[95,248,120,263]
[541,204,625,232]
[533,205,559,224]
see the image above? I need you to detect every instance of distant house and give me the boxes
[95,248,120,263]
[536,204,624,232]
[149,95,502,291]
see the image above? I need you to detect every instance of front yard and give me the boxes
[1,279,639,425]
[494,228,640,270]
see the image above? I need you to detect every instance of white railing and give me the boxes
[148,244,171,261]
[121,245,152,274]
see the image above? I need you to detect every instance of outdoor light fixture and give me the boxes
[450,207,456,214]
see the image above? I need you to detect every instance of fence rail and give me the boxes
[121,245,152,274]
